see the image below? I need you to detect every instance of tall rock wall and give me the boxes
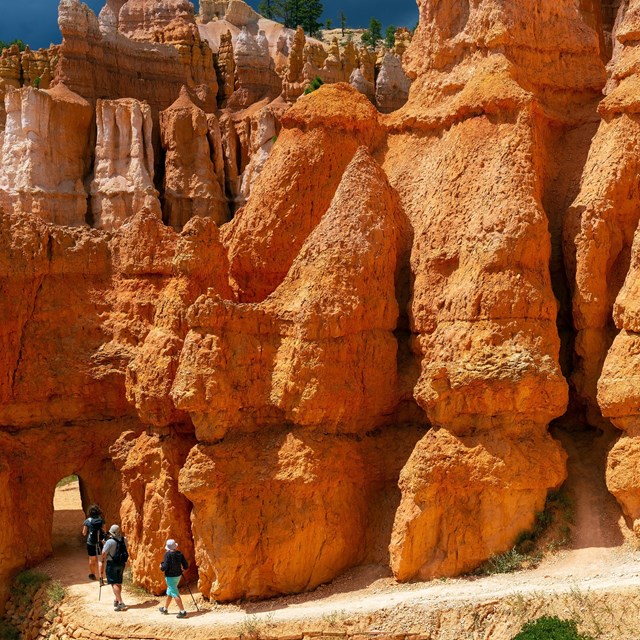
[571,0,640,531]
[54,0,217,116]
[8,0,640,614]
[381,0,606,579]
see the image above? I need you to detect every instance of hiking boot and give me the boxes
[115,602,127,611]
[88,574,96,580]
[113,600,118,607]
[176,610,187,619]
[159,607,168,615]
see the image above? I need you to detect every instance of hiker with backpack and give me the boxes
[82,504,106,581]
[101,524,129,611]
[159,539,189,618]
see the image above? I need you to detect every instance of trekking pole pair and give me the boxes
[181,572,200,612]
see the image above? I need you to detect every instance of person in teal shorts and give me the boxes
[158,539,189,618]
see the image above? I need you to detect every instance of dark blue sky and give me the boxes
[0,1,418,49]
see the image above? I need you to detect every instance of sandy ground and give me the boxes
[39,427,640,639]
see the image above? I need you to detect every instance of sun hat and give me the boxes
[109,524,121,537]
[165,539,178,551]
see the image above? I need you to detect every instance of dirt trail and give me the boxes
[40,431,640,638]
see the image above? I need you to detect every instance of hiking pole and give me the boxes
[96,540,103,601]
[182,572,199,612]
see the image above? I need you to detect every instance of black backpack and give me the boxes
[87,518,104,545]
[111,537,129,565]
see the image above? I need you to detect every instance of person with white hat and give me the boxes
[159,538,189,618]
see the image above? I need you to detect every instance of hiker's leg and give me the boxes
[89,556,96,575]
[175,596,185,611]
[112,583,123,604]
[165,595,172,610]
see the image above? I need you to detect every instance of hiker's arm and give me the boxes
[82,525,87,536]
[182,554,189,570]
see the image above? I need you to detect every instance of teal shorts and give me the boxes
[165,575,181,598]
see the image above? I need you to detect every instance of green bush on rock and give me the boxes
[513,616,594,640]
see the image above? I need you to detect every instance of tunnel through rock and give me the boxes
[52,476,85,556]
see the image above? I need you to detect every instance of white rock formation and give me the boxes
[89,98,161,231]
[0,85,92,225]
[375,52,411,114]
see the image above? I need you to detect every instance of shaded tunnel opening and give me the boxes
[52,475,86,557]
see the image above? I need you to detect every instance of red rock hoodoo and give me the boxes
[0,0,639,611]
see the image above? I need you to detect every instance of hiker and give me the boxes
[159,539,189,619]
[82,504,105,581]
[101,524,129,611]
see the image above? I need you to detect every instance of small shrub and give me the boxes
[477,487,573,575]
[512,616,594,640]
[12,570,50,595]
[238,613,261,638]
[45,580,65,604]
[11,570,51,608]
[304,76,324,95]
[478,547,528,575]
[0,620,20,640]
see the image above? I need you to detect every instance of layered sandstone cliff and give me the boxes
[5,0,640,615]
[574,0,640,531]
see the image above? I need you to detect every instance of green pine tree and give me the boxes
[0,38,26,52]
[282,0,303,28]
[259,0,324,35]
[300,0,323,36]
[258,0,287,21]
[361,17,382,49]
[384,25,396,49]
[339,11,347,36]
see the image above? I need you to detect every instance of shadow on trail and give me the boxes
[125,600,161,610]
[239,564,392,615]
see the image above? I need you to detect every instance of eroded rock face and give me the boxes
[222,83,384,302]
[160,87,228,228]
[90,98,161,230]
[0,85,92,225]
[125,214,232,427]
[375,53,410,114]
[179,424,423,601]
[111,429,197,594]
[118,0,197,41]
[379,0,608,580]
[584,0,640,529]
[230,27,280,108]
[7,0,640,612]
[180,430,369,600]
[56,0,217,115]
[390,427,566,579]
[172,144,402,441]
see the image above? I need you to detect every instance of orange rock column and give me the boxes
[383,0,607,579]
